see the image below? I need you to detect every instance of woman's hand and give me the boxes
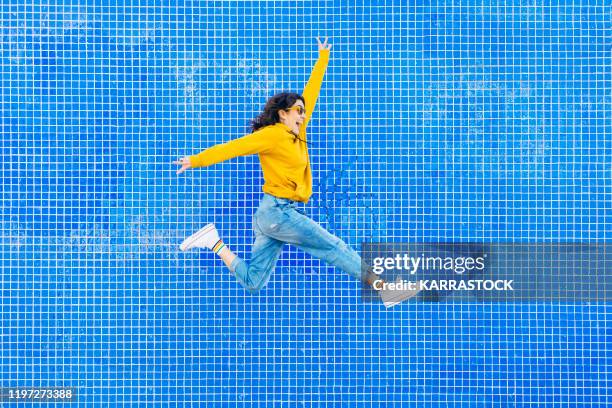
[316,36,332,51]
[173,157,192,175]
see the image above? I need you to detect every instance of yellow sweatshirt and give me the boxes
[189,49,330,203]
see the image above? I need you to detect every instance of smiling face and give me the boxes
[278,100,306,135]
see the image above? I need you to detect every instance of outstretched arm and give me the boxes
[302,37,332,128]
[174,127,277,174]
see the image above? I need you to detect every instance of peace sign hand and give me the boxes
[316,36,332,51]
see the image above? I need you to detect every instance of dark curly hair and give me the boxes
[250,92,305,132]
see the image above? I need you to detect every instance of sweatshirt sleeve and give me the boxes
[189,127,277,169]
[302,48,330,128]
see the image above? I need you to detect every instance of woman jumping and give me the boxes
[174,38,419,307]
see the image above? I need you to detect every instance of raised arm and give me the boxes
[302,37,332,128]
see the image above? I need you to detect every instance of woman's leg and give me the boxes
[215,194,418,305]
[216,247,237,269]
[257,201,368,282]
[217,195,287,292]
[228,230,285,292]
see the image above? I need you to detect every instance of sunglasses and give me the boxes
[285,105,306,115]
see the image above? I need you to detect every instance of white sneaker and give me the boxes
[179,223,220,251]
[379,279,422,308]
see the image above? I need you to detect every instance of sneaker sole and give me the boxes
[179,223,216,251]
[381,288,421,308]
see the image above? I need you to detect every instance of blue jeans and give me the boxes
[229,193,364,292]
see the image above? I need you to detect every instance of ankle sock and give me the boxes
[212,239,225,254]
